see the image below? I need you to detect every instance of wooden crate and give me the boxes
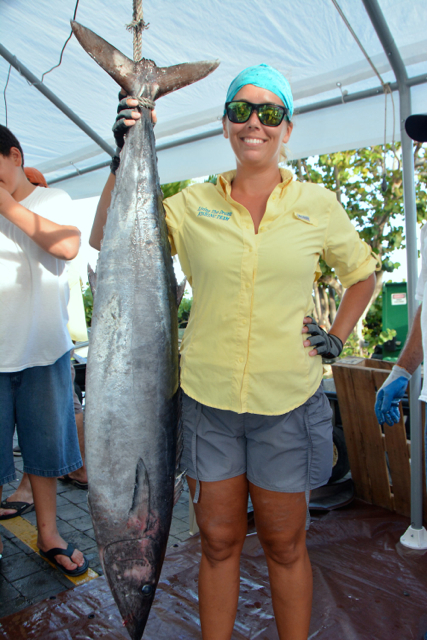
[332,357,427,522]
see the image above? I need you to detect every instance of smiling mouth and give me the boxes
[241,137,265,145]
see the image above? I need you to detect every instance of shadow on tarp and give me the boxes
[1,500,427,640]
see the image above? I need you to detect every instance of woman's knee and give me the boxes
[259,531,307,567]
[200,524,247,565]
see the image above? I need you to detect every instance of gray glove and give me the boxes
[110,93,137,175]
[304,317,343,359]
[112,94,136,150]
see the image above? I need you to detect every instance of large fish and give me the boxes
[71,21,218,640]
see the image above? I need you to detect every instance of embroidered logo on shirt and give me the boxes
[293,212,318,226]
[197,207,232,221]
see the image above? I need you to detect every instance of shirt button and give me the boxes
[239,357,244,363]
[249,247,253,252]
[243,319,247,325]
[246,283,250,288]
[246,224,251,229]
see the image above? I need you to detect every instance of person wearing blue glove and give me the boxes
[375,112,427,429]
[375,365,412,426]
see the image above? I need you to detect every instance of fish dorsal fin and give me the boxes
[129,457,150,530]
[71,20,219,101]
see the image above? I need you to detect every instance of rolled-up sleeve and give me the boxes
[323,197,380,288]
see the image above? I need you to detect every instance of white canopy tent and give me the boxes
[1,0,426,544]
[0,0,426,194]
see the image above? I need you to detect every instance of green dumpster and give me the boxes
[382,282,408,361]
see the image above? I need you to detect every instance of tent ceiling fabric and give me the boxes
[1,0,426,198]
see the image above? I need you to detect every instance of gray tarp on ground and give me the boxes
[1,501,426,639]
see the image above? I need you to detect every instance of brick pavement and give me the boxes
[0,453,191,620]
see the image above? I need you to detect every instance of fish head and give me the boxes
[103,537,164,640]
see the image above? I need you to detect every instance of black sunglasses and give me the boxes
[225,100,290,127]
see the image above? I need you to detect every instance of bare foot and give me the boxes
[38,533,85,572]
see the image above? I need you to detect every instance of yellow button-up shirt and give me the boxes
[164,168,377,415]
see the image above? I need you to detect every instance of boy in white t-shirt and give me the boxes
[0,125,88,575]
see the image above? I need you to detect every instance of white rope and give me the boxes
[126,0,149,62]
[137,96,155,110]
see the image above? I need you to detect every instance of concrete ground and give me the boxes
[0,452,191,620]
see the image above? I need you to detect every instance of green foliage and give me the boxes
[363,290,396,355]
[161,180,191,199]
[291,143,427,279]
[342,325,396,358]
[341,332,361,357]
[364,292,383,337]
[82,283,93,327]
[178,295,192,329]
[292,143,426,345]
[364,327,397,356]
[205,175,218,185]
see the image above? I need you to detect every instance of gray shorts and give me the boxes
[181,385,333,497]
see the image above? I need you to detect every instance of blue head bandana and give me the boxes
[225,64,293,119]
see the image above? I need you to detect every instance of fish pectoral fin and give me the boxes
[71,21,137,95]
[176,278,187,307]
[129,457,151,528]
[155,60,220,100]
[87,263,97,298]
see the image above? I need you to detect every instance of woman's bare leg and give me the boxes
[187,474,248,640]
[250,484,312,640]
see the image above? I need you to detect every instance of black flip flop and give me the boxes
[39,543,89,577]
[0,500,35,520]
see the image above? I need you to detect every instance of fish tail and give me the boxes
[71,21,219,101]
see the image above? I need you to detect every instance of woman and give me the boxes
[90,64,377,640]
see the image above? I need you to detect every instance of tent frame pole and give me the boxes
[0,43,115,158]
[362,0,427,547]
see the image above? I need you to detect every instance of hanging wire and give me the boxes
[2,1,79,127]
[3,64,12,126]
[330,0,398,193]
[126,0,149,62]
[330,0,386,86]
[41,0,80,82]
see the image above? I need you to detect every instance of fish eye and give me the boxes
[141,584,153,596]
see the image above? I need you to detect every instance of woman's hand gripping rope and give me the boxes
[110,92,157,175]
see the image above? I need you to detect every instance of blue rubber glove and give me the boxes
[374,365,411,426]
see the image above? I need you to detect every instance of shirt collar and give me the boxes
[216,167,294,198]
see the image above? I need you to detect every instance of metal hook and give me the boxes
[336,82,348,104]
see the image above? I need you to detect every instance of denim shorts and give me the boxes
[181,385,333,502]
[0,351,83,485]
